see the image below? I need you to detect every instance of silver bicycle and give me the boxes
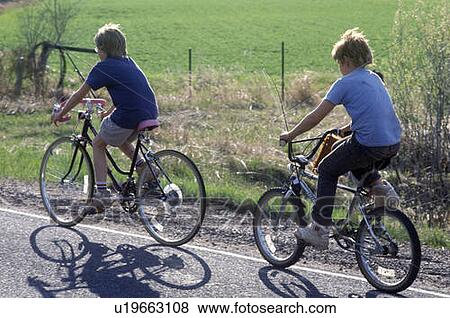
[253,130,421,293]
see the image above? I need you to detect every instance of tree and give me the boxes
[18,0,78,96]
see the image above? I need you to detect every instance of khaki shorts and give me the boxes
[98,116,139,147]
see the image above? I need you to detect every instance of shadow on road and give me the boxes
[258,266,332,298]
[27,225,211,298]
[259,266,410,298]
[349,290,407,298]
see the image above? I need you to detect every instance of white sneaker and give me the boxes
[295,222,330,250]
[370,180,400,209]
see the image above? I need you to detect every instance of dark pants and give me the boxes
[312,135,400,226]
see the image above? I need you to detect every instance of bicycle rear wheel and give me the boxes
[355,207,421,293]
[253,188,306,268]
[136,149,206,246]
[40,137,94,227]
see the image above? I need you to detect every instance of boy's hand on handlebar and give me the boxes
[332,127,351,138]
[331,128,342,137]
[51,110,71,126]
[51,111,62,126]
[279,131,293,146]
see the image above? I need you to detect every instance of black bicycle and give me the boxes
[253,130,421,293]
[40,98,206,246]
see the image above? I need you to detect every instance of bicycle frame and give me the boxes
[287,130,358,200]
[255,132,420,292]
[67,110,169,195]
[286,131,384,248]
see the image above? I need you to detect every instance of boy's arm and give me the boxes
[280,99,335,142]
[52,82,91,122]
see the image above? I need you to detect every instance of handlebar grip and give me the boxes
[279,139,287,147]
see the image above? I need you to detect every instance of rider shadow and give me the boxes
[259,266,332,298]
[28,225,211,298]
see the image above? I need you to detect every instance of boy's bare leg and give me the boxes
[119,142,150,178]
[119,142,156,180]
[90,135,112,212]
[93,135,108,184]
[119,142,142,162]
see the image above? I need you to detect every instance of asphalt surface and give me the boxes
[0,208,448,298]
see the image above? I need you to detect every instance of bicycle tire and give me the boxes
[40,136,94,227]
[136,149,206,246]
[355,207,421,293]
[253,188,306,268]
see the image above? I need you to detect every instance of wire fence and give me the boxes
[2,36,394,119]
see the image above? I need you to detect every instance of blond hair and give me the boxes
[94,23,127,58]
[331,28,373,67]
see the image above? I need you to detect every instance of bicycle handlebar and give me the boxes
[75,98,107,121]
[287,129,338,163]
[81,98,107,113]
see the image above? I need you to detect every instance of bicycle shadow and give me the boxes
[27,225,211,298]
[258,266,332,298]
[259,266,409,298]
[348,290,407,298]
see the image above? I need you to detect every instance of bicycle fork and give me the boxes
[358,204,385,254]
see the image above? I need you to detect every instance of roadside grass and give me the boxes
[418,226,450,249]
[1,100,448,248]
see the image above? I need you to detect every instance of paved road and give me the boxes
[0,208,448,298]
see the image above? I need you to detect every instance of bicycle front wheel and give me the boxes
[253,188,306,268]
[40,137,94,227]
[136,149,206,246]
[355,207,421,293]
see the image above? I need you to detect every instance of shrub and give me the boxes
[387,0,449,226]
[286,73,321,108]
[388,0,449,179]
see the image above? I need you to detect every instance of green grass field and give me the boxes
[0,0,404,76]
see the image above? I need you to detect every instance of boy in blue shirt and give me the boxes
[280,28,401,249]
[52,23,159,208]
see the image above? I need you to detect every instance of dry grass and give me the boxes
[286,73,322,108]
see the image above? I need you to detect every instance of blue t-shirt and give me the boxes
[324,68,401,147]
[86,57,158,129]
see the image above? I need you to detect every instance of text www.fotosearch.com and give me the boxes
[197,301,337,314]
[113,301,337,315]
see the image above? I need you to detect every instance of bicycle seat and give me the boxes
[293,155,309,166]
[137,119,160,131]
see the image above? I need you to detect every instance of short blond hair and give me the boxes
[331,28,373,67]
[94,23,127,58]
